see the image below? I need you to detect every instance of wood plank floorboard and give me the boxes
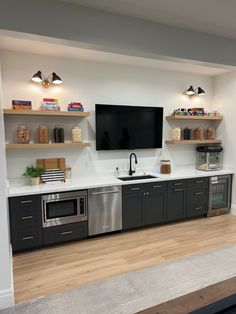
[13,214,236,304]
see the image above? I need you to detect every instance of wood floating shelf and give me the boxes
[166,115,223,121]
[3,109,90,117]
[165,140,222,145]
[6,143,91,149]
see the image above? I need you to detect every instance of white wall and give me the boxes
[213,71,236,207]
[0,55,14,310]
[0,50,214,180]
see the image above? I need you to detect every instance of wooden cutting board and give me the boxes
[36,158,66,174]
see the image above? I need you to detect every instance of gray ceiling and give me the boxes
[60,0,236,40]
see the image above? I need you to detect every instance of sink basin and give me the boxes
[118,175,157,181]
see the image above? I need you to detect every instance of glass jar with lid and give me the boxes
[206,128,215,140]
[17,124,30,144]
[72,125,82,143]
[38,125,49,143]
[54,125,64,143]
[160,160,171,174]
[194,127,204,140]
[172,127,181,141]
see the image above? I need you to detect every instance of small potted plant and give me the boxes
[23,165,45,185]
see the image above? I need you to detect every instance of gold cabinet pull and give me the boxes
[174,188,183,192]
[153,185,162,188]
[195,192,203,195]
[130,187,140,191]
[195,180,204,184]
[194,206,203,210]
[60,231,73,235]
[20,200,32,204]
[174,183,183,186]
[22,236,34,241]
[21,216,33,220]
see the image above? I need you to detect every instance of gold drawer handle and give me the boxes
[153,185,162,188]
[22,236,34,241]
[174,188,183,192]
[130,188,140,191]
[20,200,32,204]
[195,180,204,183]
[174,183,183,186]
[194,206,203,210]
[60,231,73,235]
[21,216,33,220]
[195,192,203,195]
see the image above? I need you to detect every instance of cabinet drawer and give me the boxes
[188,177,209,188]
[123,184,145,194]
[146,182,167,192]
[188,186,208,202]
[9,195,41,210]
[10,207,42,229]
[187,202,208,217]
[168,180,187,190]
[43,222,88,245]
[11,228,42,252]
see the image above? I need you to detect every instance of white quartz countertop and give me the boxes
[8,167,234,197]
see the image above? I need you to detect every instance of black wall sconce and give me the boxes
[185,85,205,97]
[32,71,63,88]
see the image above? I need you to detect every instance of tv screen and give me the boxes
[96,104,163,150]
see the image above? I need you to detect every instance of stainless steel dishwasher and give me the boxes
[88,186,122,236]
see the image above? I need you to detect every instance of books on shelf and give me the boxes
[41,98,60,111]
[67,102,84,112]
[12,100,32,110]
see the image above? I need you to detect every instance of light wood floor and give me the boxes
[14,214,236,304]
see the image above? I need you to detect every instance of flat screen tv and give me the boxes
[95,104,163,150]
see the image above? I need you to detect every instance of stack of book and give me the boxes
[12,100,32,110]
[67,102,84,112]
[41,98,60,111]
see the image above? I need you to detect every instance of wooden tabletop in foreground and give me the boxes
[137,276,236,314]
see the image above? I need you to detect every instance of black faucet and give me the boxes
[129,153,138,176]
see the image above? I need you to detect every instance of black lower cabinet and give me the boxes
[43,221,88,245]
[186,178,209,218]
[122,182,167,230]
[122,191,143,229]
[142,190,166,226]
[167,188,187,221]
[9,194,43,252]
[187,201,208,218]
[11,228,43,252]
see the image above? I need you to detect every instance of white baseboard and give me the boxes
[230,204,236,215]
[0,288,14,310]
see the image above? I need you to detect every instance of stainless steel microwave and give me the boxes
[41,190,88,228]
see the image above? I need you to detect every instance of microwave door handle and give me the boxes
[42,200,48,223]
[77,198,80,215]
[77,198,84,216]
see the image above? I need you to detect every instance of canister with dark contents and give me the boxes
[160,160,171,174]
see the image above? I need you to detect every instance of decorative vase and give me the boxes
[31,177,40,186]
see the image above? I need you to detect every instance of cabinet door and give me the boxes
[143,191,166,226]
[122,191,143,230]
[167,187,186,221]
